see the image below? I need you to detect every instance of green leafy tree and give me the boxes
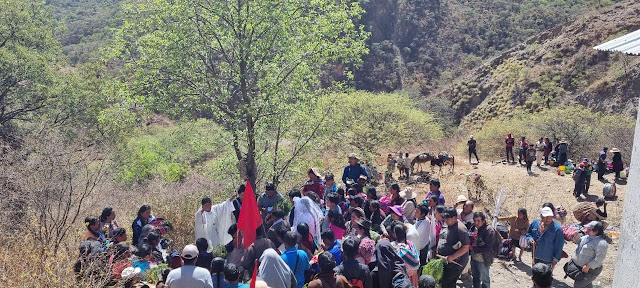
[111,0,368,187]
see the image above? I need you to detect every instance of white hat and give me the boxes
[181,244,199,259]
[121,267,141,278]
[456,195,468,203]
[399,187,416,199]
[540,207,554,217]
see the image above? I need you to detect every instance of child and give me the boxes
[224,263,249,288]
[132,244,152,274]
[195,237,214,269]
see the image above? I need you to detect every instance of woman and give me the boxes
[303,168,326,199]
[258,248,296,288]
[369,200,386,233]
[210,257,228,288]
[526,144,536,174]
[83,216,106,242]
[498,208,530,262]
[380,205,406,237]
[132,205,155,246]
[293,196,323,244]
[100,207,120,238]
[345,207,365,237]
[571,221,608,288]
[400,187,417,224]
[611,148,624,180]
[364,187,379,219]
[429,206,445,256]
[297,222,317,258]
[327,209,346,240]
[392,224,419,287]
[355,219,377,268]
[375,239,409,288]
[389,183,405,207]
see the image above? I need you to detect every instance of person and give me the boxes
[413,204,432,266]
[505,133,515,163]
[425,179,445,205]
[573,162,587,199]
[611,148,624,180]
[418,275,436,288]
[327,209,346,240]
[99,207,120,238]
[225,224,238,255]
[324,193,343,231]
[583,158,593,194]
[83,215,106,242]
[597,147,608,181]
[403,153,411,179]
[543,138,552,165]
[498,208,529,262]
[324,174,339,198]
[557,139,569,166]
[369,201,386,233]
[138,230,163,263]
[195,196,236,250]
[455,199,475,230]
[288,189,302,225]
[346,195,365,224]
[388,183,405,209]
[110,227,127,244]
[374,239,410,288]
[210,257,227,288]
[267,208,290,248]
[281,231,310,288]
[400,187,417,224]
[426,194,439,215]
[526,207,564,269]
[321,229,342,265]
[381,205,406,237]
[242,225,276,276]
[526,144,536,174]
[535,138,546,167]
[336,236,373,288]
[232,184,245,221]
[109,243,131,281]
[392,223,420,287]
[531,263,552,288]
[292,196,323,244]
[259,183,283,221]
[470,212,496,288]
[165,244,213,288]
[355,219,377,267]
[132,205,154,246]
[438,207,470,288]
[258,248,297,288]
[468,135,479,164]
[571,221,608,288]
[304,167,326,198]
[195,238,214,269]
[308,252,351,288]
[133,244,153,274]
[168,250,184,269]
[343,153,369,186]
[297,222,317,258]
[595,198,607,219]
[345,207,365,237]
[224,263,248,288]
[518,137,528,165]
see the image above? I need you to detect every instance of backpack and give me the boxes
[349,278,364,288]
[497,238,512,259]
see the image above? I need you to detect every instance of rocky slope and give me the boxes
[433,1,640,129]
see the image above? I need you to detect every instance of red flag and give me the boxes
[250,259,258,288]
[237,179,261,249]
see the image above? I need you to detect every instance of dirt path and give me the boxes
[389,158,625,288]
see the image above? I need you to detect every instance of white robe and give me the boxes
[195,200,235,249]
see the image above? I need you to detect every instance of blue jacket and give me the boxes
[281,247,310,288]
[328,240,343,265]
[526,219,564,263]
[342,164,369,184]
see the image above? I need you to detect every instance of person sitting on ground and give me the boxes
[308,252,351,288]
[335,236,372,288]
[498,208,529,262]
[438,207,470,288]
[109,243,131,281]
[369,201,386,233]
[425,179,445,205]
[281,231,310,288]
[531,263,552,288]
[241,225,276,276]
[345,207,364,237]
[321,229,343,265]
[268,208,291,249]
[195,238,214,269]
[323,193,343,231]
[595,198,607,219]
[210,257,227,288]
[83,215,106,242]
[111,227,127,244]
[139,230,164,263]
[571,221,608,288]
[100,207,120,238]
[304,167,326,199]
[224,263,249,288]
[418,274,436,288]
[526,207,564,269]
[296,222,317,259]
[364,187,378,217]
[132,205,154,246]
[165,244,214,288]
[133,244,153,274]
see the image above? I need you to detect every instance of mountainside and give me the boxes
[436,1,640,129]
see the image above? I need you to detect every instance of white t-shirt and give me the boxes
[457,209,474,225]
[166,265,213,288]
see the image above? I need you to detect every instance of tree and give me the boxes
[111,0,368,187]
[0,0,61,144]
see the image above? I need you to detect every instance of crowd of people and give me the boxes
[75,152,612,288]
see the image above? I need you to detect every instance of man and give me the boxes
[267,208,290,248]
[335,236,373,288]
[308,252,351,288]
[195,196,235,249]
[468,135,479,164]
[531,263,552,288]
[413,204,432,266]
[403,152,412,179]
[583,158,593,194]
[281,231,310,288]
[543,138,552,165]
[597,147,608,180]
[241,225,276,275]
[535,138,546,167]
[438,207,470,288]
[518,137,528,165]
[425,179,445,206]
[526,207,564,269]
[470,212,496,288]
[195,238,214,269]
[557,139,569,166]
[342,153,369,187]
[288,189,302,225]
[303,167,325,198]
[455,199,475,230]
[165,244,213,288]
[505,133,515,163]
[324,173,339,198]
[258,183,283,221]
[232,184,245,221]
[320,229,342,265]
[224,263,249,288]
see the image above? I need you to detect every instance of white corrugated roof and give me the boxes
[594,29,640,55]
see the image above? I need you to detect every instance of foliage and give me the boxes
[111,0,369,187]
[422,258,445,287]
[114,119,229,183]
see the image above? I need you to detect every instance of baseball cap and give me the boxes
[181,244,199,259]
[583,221,603,231]
[540,207,554,217]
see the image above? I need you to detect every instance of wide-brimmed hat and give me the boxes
[399,187,416,199]
[559,139,567,144]
[469,135,474,139]
[348,153,360,160]
[456,194,468,204]
[351,207,365,218]
[611,148,620,153]
[308,167,322,178]
[357,218,371,230]
[389,205,406,220]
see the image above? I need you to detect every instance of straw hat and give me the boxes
[308,167,322,178]
[399,187,416,199]
[456,194,468,203]
[559,139,567,144]
[611,148,620,153]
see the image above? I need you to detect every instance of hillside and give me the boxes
[436,1,640,129]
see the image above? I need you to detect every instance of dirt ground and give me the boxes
[389,159,625,288]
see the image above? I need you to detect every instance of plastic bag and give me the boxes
[519,235,528,249]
